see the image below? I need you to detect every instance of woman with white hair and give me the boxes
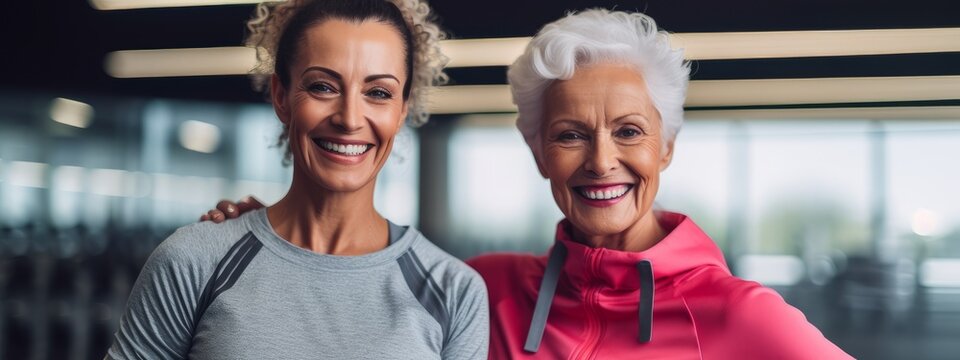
[204,7,852,359]
[467,9,852,359]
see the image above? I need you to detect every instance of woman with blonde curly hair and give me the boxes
[105,1,488,358]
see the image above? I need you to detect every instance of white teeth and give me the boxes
[580,186,630,200]
[320,141,369,156]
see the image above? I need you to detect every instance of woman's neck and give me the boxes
[571,210,667,252]
[266,169,388,256]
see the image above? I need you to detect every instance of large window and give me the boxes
[0,97,419,231]
[446,117,562,254]
[658,121,732,249]
[886,121,960,257]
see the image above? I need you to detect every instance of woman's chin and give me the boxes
[567,215,634,237]
[302,168,374,193]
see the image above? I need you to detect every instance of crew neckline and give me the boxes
[242,208,417,271]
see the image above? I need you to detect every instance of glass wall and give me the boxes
[2,92,958,359]
[0,93,420,359]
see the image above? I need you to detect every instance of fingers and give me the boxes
[207,209,226,223]
[237,196,265,212]
[217,200,241,219]
[201,196,263,223]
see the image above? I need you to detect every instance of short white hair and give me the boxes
[508,8,690,157]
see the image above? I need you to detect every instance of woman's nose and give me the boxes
[330,93,364,132]
[584,135,619,177]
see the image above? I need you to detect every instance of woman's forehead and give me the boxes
[295,19,407,75]
[544,65,658,120]
[554,63,648,89]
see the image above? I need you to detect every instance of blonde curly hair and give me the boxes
[244,0,447,163]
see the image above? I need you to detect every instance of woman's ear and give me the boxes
[659,140,675,172]
[271,74,290,125]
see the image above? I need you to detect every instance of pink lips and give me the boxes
[574,183,632,208]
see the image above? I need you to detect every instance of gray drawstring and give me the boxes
[637,259,654,343]
[524,245,656,352]
[524,243,567,353]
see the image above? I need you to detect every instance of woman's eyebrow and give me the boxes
[549,119,590,130]
[611,113,650,124]
[301,66,341,80]
[365,74,400,84]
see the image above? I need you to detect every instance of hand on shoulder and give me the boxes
[199,196,264,223]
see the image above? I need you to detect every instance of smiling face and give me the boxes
[272,19,408,193]
[537,63,674,236]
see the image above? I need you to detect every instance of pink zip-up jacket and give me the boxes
[467,212,853,359]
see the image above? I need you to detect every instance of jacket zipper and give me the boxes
[570,249,604,360]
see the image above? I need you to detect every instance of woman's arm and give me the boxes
[440,273,490,359]
[105,229,203,359]
[722,284,854,360]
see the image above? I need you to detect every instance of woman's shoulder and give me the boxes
[680,269,853,359]
[146,216,257,278]
[404,228,487,298]
[675,267,795,332]
[676,265,782,311]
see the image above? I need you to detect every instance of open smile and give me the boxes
[573,184,633,207]
[313,138,373,156]
[311,137,375,165]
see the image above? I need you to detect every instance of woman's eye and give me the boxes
[308,83,336,94]
[559,132,585,141]
[617,128,641,138]
[367,88,393,99]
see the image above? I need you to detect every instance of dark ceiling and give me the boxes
[4,0,960,105]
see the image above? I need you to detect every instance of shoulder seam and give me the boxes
[397,248,451,346]
[680,296,705,360]
[192,232,263,331]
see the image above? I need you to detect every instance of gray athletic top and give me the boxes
[106,209,488,359]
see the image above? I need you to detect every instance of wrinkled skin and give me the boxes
[204,19,412,256]
[535,63,674,252]
[206,63,675,252]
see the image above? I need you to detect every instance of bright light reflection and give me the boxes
[912,208,942,236]
[179,120,222,153]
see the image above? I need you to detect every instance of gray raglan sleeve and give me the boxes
[105,229,204,360]
[441,270,490,360]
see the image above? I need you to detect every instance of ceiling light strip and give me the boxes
[428,76,960,114]
[672,28,960,60]
[429,85,516,114]
[684,106,960,120]
[441,37,531,68]
[105,27,960,77]
[443,28,960,66]
[89,0,262,11]
[105,47,257,78]
[687,76,960,107]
